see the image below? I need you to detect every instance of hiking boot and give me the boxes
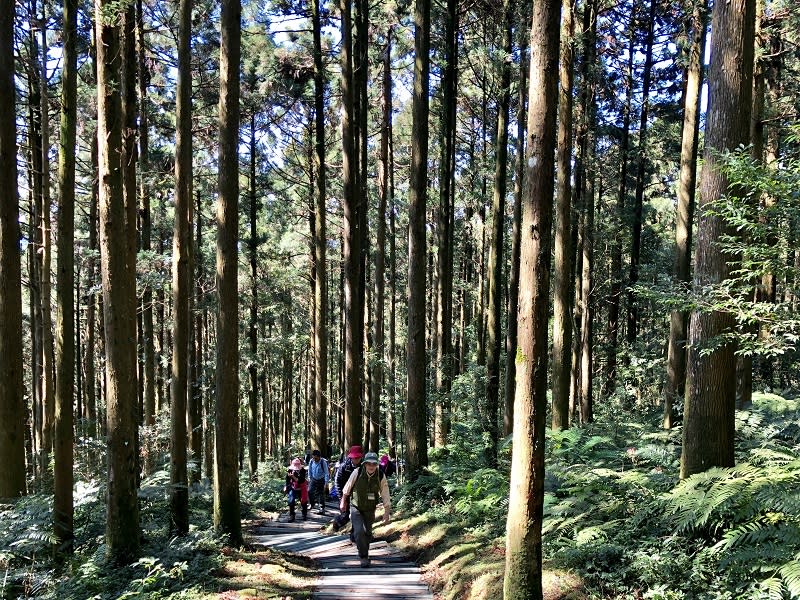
[360,558,371,568]
[288,514,295,523]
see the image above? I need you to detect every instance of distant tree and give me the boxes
[485,0,513,465]
[214,0,243,545]
[405,0,430,478]
[664,0,707,428]
[171,0,192,536]
[503,0,560,596]
[54,0,78,551]
[552,0,575,431]
[310,0,328,456]
[681,0,756,479]
[0,0,26,501]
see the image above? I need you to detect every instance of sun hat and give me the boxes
[291,457,304,469]
[363,452,379,464]
[347,445,364,459]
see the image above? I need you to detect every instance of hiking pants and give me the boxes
[310,478,326,511]
[349,506,375,559]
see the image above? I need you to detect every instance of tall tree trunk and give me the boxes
[680,0,755,479]
[190,191,204,483]
[39,9,56,466]
[54,0,78,551]
[96,0,140,561]
[503,9,528,437]
[340,0,362,450]
[84,135,98,439]
[603,16,635,398]
[626,0,657,344]
[248,113,259,478]
[434,0,457,448]
[0,0,27,500]
[664,0,706,428]
[485,0,512,466]
[579,0,597,425]
[503,0,560,594]
[138,0,155,428]
[170,0,192,536]
[214,0,242,545]
[552,0,575,430]
[388,116,398,459]
[405,0,430,478]
[311,0,328,457]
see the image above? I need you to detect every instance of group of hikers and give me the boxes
[282,445,397,568]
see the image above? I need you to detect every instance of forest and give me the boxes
[1,0,800,596]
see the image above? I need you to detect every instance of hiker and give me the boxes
[308,449,329,515]
[340,452,391,568]
[332,445,364,533]
[283,457,309,522]
[379,454,396,477]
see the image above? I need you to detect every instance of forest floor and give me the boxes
[206,507,585,600]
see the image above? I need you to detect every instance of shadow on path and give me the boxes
[248,510,434,600]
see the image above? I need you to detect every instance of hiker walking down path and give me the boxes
[284,457,309,522]
[308,449,329,515]
[340,451,391,568]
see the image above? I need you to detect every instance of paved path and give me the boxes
[248,509,434,600]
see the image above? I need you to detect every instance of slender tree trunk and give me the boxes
[579,0,597,425]
[503,0,560,594]
[84,135,98,439]
[388,118,398,459]
[214,0,242,544]
[603,16,635,398]
[248,113,259,478]
[170,0,192,535]
[434,0,457,448]
[0,0,27,499]
[138,0,155,427]
[311,0,328,457]
[664,0,706,428]
[39,10,56,466]
[405,0,430,478]
[97,0,140,561]
[681,0,755,479]
[552,0,575,430]
[626,0,657,344]
[341,0,363,450]
[504,11,528,437]
[485,0,512,466]
[54,0,78,550]
[190,191,203,483]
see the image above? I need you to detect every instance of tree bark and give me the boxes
[0,0,27,500]
[552,0,575,430]
[171,0,192,535]
[96,0,140,561]
[664,0,706,428]
[54,0,78,550]
[310,0,328,457]
[503,0,560,595]
[503,8,528,437]
[681,0,755,479]
[214,0,243,544]
[626,0,658,345]
[405,0,430,478]
[485,0,512,465]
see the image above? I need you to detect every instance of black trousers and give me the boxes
[310,478,326,510]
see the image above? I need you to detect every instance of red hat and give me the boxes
[347,445,364,459]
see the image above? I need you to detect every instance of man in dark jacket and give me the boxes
[332,445,363,533]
